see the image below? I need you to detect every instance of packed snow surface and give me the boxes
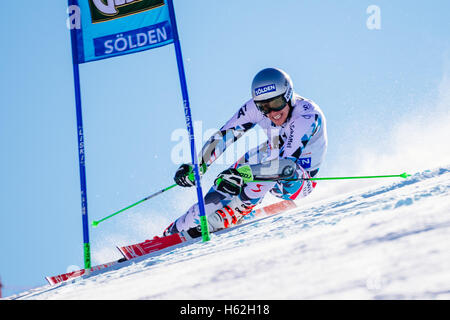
[9,166,450,299]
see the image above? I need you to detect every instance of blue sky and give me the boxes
[0,1,449,297]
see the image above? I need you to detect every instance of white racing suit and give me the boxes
[166,94,328,234]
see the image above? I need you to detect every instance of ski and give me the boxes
[45,200,297,285]
[117,232,189,260]
[117,199,297,260]
[252,198,297,217]
[45,259,126,285]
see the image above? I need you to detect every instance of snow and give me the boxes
[7,166,450,300]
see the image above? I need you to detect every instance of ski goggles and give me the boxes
[255,95,288,115]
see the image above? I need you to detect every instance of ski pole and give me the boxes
[92,183,178,227]
[252,172,411,182]
[301,172,411,181]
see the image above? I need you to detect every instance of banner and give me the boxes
[72,0,173,63]
[67,0,210,270]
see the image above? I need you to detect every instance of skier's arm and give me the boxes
[173,101,261,188]
[199,102,261,169]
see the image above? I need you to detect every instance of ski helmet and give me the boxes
[251,68,294,105]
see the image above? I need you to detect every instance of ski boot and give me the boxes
[208,196,256,231]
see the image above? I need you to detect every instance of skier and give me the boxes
[164,67,327,238]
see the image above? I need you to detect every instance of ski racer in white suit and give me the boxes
[165,68,328,237]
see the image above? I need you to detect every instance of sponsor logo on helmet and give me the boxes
[89,0,164,23]
[284,86,293,101]
[254,84,276,96]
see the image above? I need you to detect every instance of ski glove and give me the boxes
[214,168,244,196]
[174,163,207,187]
[174,164,195,187]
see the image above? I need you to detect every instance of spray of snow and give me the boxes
[302,72,450,205]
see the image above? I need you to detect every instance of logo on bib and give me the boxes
[299,157,312,169]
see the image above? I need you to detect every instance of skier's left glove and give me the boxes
[214,168,244,196]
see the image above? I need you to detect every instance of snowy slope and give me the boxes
[8,166,450,300]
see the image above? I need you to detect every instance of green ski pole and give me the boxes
[303,172,411,181]
[252,172,411,182]
[92,184,178,227]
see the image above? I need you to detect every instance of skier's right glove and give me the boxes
[174,163,207,187]
[174,163,195,187]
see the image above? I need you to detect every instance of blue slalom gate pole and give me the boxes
[69,6,91,269]
[166,0,210,241]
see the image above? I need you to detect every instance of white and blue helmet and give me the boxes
[251,68,294,104]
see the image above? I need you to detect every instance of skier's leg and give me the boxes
[206,144,283,231]
[163,168,276,235]
[210,179,276,230]
[205,164,318,232]
[163,184,233,235]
